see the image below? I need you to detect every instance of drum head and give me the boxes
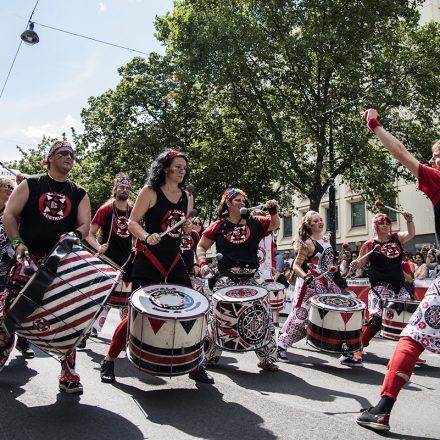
[262,281,285,291]
[131,284,209,319]
[311,294,365,311]
[213,285,268,302]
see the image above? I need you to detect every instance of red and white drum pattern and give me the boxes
[381,299,420,340]
[307,294,365,354]
[10,245,119,359]
[263,281,286,312]
[106,279,132,308]
[127,284,209,376]
[368,283,411,324]
[401,277,440,354]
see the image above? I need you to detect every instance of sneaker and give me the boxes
[340,354,363,367]
[59,380,83,395]
[100,360,116,383]
[77,332,90,349]
[356,407,390,432]
[15,336,35,359]
[189,365,214,384]
[277,347,289,362]
[90,328,98,337]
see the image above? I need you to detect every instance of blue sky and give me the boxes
[0,0,174,163]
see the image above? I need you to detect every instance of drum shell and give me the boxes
[9,243,119,359]
[212,285,271,352]
[307,294,365,354]
[381,299,420,340]
[106,279,132,308]
[127,285,209,376]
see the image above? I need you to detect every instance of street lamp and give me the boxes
[21,22,39,45]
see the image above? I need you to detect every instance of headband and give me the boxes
[221,188,248,204]
[114,175,132,189]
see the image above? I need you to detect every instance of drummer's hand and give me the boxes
[15,243,29,259]
[402,211,413,223]
[146,233,161,246]
[360,108,379,122]
[193,265,201,276]
[98,243,109,255]
[350,259,360,269]
[200,264,213,278]
[183,220,192,235]
[266,199,278,210]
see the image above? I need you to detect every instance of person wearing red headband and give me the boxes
[2,139,90,394]
[100,149,214,385]
[355,109,439,432]
[197,188,281,371]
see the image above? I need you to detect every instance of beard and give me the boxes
[116,193,129,201]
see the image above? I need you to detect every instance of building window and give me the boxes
[351,201,366,227]
[283,216,292,237]
[326,206,339,231]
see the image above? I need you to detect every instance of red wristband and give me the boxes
[199,258,208,267]
[367,118,382,133]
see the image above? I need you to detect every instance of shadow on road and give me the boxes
[113,380,277,440]
[0,358,145,440]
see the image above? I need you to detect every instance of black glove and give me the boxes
[304,275,314,285]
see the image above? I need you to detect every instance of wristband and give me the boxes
[367,118,382,133]
[142,233,150,244]
[11,236,24,251]
[73,229,83,240]
[303,275,314,285]
[199,258,208,267]
[268,206,278,216]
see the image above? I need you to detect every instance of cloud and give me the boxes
[22,123,58,140]
[98,2,107,13]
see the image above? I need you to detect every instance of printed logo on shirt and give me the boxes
[258,246,266,265]
[161,209,186,239]
[225,224,250,244]
[380,242,401,259]
[180,235,193,251]
[112,216,130,238]
[38,192,72,221]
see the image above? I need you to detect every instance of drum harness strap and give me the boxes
[137,242,181,282]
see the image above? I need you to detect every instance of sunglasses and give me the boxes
[377,220,391,225]
[116,185,131,191]
[193,221,202,226]
[56,150,75,159]
[1,184,13,192]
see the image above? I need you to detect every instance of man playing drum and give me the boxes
[196,188,280,371]
[100,149,214,384]
[85,173,134,339]
[2,140,91,394]
[356,109,440,432]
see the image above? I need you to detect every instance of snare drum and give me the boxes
[107,279,132,308]
[262,280,285,312]
[381,299,420,340]
[212,285,271,352]
[127,284,209,376]
[307,294,365,354]
[7,237,120,359]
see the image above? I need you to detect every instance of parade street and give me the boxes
[0,310,438,440]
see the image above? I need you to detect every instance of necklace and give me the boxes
[46,173,70,194]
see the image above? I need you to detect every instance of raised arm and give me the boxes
[362,109,419,178]
[397,211,415,245]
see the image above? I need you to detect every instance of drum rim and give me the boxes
[383,299,420,305]
[261,281,285,291]
[310,294,366,311]
[213,284,268,301]
[130,283,210,319]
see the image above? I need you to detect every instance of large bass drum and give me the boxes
[381,299,420,340]
[212,285,271,352]
[127,284,209,376]
[307,294,365,354]
[7,236,120,359]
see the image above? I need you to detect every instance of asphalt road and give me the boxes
[1,310,439,440]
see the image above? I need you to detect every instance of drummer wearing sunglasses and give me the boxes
[2,139,90,395]
[100,149,214,385]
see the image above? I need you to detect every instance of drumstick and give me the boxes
[216,253,223,261]
[350,244,381,268]
[0,161,18,177]
[159,209,198,238]
[375,199,405,214]
[313,265,338,281]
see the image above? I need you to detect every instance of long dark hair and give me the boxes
[146,149,189,191]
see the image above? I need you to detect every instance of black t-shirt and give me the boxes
[132,187,188,278]
[203,216,270,270]
[92,202,133,267]
[19,174,86,254]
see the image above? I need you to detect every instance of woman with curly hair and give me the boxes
[196,188,280,371]
[277,211,342,362]
[100,149,214,385]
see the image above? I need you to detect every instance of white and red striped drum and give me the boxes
[381,299,420,340]
[106,279,132,308]
[307,294,365,354]
[262,280,285,312]
[212,285,271,352]
[127,284,209,376]
[8,239,120,359]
